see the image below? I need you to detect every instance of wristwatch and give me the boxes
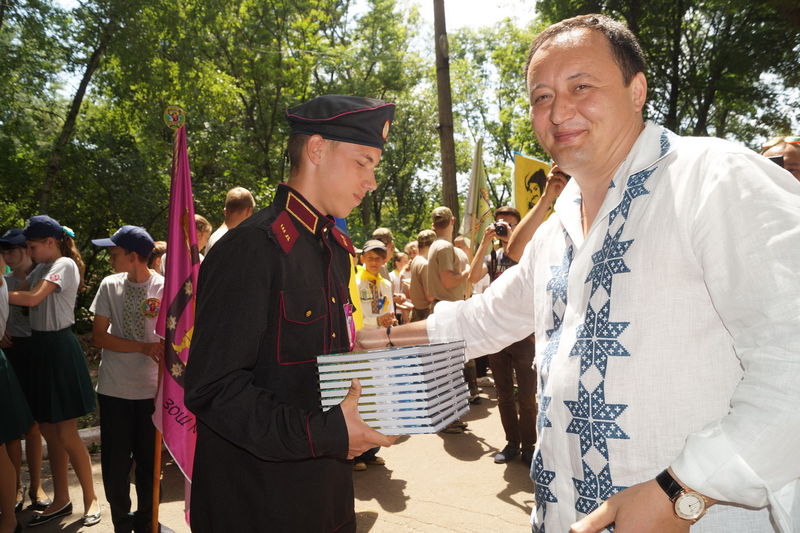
[656,469,708,522]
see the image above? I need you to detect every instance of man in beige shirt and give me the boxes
[408,229,436,321]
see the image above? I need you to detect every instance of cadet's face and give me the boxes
[26,238,57,263]
[318,141,381,218]
[108,246,132,273]
[362,250,386,274]
[527,29,646,181]
[0,247,26,269]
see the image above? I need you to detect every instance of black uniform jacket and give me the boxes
[186,184,358,533]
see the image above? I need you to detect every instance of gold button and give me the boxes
[331,297,336,303]
[331,332,336,338]
[322,227,328,233]
[305,310,312,317]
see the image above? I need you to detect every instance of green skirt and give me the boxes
[5,335,35,412]
[30,328,96,423]
[0,349,34,443]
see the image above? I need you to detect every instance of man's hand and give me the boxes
[377,312,394,328]
[142,341,164,363]
[340,379,398,458]
[570,479,689,533]
[0,332,12,349]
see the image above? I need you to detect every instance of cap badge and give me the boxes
[382,120,391,140]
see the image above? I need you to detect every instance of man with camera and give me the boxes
[468,206,538,465]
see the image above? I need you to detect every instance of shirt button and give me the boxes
[331,332,336,338]
[331,297,336,303]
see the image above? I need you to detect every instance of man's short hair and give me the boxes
[195,214,212,235]
[371,227,394,245]
[225,187,255,213]
[494,206,521,223]
[526,14,645,86]
[416,229,437,249]
[287,134,310,174]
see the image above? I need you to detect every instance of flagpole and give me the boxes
[152,364,164,533]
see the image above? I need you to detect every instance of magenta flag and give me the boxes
[154,124,199,514]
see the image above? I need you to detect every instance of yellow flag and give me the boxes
[349,258,364,330]
[513,152,551,217]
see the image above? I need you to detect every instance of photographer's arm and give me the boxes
[506,167,568,262]
[468,225,496,284]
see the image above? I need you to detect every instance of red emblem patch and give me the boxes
[271,211,299,254]
[48,273,62,283]
[331,226,355,255]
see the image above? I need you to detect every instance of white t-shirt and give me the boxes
[0,279,8,338]
[3,274,32,337]
[90,272,164,400]
[356,269,395,329]
[28,257,79,331]
[205,224,228,255]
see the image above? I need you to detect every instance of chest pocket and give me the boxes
[277,288,326,365]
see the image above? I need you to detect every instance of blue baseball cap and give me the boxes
[0,229,26,248]
[92,225,155,258]
[23,215,65,240]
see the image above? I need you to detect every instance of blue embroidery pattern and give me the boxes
[562,132,662,523]
[573,460,626,515]
[541,242,574,372]
[564,381,629,459]
[537,395,553,434]
[585,226,633,297]
[533,451,558,532]
[659,130,670,157]
[569,301,630,377]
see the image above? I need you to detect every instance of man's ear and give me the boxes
[305,134,327,167]
[630,72,647,111]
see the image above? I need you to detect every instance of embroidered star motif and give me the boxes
[183,280,193,296]
[170,362,184,378]
[533,449,557,530]
[537,395,553,434]
[570,300,630,377]
[564,381,629,459]
[546,243,573,307]
[166,315,177,330]
[573,460,626,516]
[659,129,671,157]
[608,168,655,224]
[585,225,632,297]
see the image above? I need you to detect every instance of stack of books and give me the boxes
[317,341,469,434]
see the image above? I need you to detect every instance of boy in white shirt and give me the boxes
[90,226,166,533]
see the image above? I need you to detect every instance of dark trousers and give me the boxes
[98,394,157,533]
[488,336,537,449]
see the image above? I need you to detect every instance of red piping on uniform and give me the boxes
[286,102,395,122]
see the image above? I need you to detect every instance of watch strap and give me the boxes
[656,469,683,501]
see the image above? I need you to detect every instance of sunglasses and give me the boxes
[762,135,800,152]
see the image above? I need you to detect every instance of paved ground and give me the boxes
[14,379,535,532]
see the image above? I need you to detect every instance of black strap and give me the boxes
[656,469,683,500]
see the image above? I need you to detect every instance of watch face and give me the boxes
[674,492,706,520]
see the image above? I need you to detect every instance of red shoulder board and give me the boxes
[331,226,356,255]
[271,211,299,254]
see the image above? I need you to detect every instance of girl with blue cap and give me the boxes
[8,215,101,528]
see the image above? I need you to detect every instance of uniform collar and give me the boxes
[275,183,334,237]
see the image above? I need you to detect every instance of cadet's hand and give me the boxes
[570,479,689,533]
[340,379,398,459]
[142,341,164,363]
[0,332,12,349]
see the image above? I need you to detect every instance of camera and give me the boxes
[492,221,509,237]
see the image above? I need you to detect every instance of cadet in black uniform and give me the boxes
[185,95,397,533]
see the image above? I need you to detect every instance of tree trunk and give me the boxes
[665,0,685,131]
[433,0,459,233]
[0,0,11,30]
[38,20,117,211]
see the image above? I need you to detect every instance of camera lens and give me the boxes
[494,222,507,236]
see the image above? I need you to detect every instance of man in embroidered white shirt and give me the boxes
[358,13,800,533]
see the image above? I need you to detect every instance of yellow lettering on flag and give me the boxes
[513,153,551,217]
